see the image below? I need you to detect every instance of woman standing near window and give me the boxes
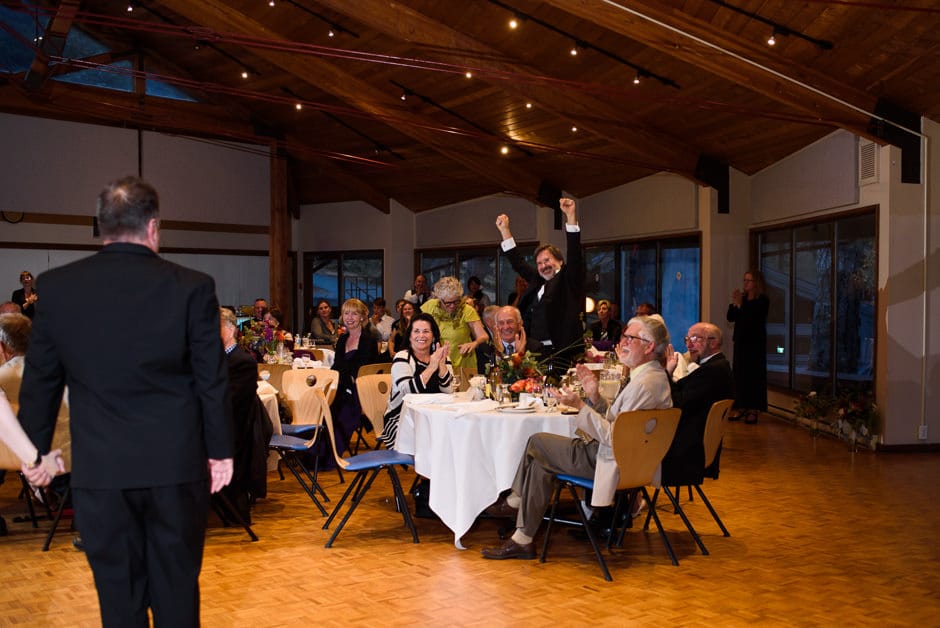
[727,269,769,424]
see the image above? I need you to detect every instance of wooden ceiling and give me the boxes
[2,0,939,214]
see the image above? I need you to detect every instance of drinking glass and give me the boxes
[451,370,462,393]
[542,384,558,412]
[598,369,621,405]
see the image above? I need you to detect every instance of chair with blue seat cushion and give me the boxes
[319,392,418,547]
[540,407,682,581]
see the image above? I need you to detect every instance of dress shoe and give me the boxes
[744,411,759,424]
[481,538,536,560]
[483,498,518,519]
[72,536,85,552]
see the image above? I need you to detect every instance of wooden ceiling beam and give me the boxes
[24,0,80,92]
[544,0,877,138]
[313,0,699,177]
[157,0,544,207]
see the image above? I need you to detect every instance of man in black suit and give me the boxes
[219,306,262,523]
[495,197,584,368]
[18,176,233,627]
[662,322,735,486]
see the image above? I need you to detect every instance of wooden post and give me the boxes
[270,144,292,329]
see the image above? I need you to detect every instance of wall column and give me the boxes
[270,145,292,326]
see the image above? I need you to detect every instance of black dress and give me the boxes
[727,294,769,411]
[11,288,36,318]
[330,331,380,454]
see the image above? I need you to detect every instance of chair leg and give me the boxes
[539,482,564,563]
[212,492,259,542]
[278,451,328,516]
[41,485,71,552]
[324,469,382,547]
[386,466,419,543]
[607,490,628,551]
[641,487,660,533]
[566,484,612,581]
[662,486,709,556]
[641,487,679,566]
[693,485,730,537]
[323,471,367,531]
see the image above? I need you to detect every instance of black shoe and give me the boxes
[72,536,85,551]
[744,411,759,424]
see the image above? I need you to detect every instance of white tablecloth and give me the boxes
[397,394,575,548]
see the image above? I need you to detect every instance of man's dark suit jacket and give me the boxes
[18,242,233,489]
[662,352,734,487]
[503,228,584,352]
[476,337,545,373]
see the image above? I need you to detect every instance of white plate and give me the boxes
[498,406,537,414]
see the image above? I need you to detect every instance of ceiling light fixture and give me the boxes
[465,71,473,79]
[633,73,640,85]
[400,92,407,101]
[295,103,302,110]
[126,3,133,12]
[328,29,335,37]
[241,70,249,79]
[570,43,579,56]
[703,0,832,50]
[500,145,509,155]
[268,0,275,6]
[571,126,578,133]
[525,102,532,109]
[767,30,776,46]
[509,17,518,29]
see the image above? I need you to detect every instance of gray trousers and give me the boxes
[510,433,599,538]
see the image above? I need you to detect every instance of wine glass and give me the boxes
[451,369,462,393]
[542,381,558,412]
[598,369,621,406]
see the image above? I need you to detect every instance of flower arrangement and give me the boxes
[793,390,835,432]
[834,388,879,441]
[493,350,544,394]
[240,320,287,361]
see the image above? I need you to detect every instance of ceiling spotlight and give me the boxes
[571,126,578,133]
[295,103,302,111]
[241,70,249,79]
[633,73,640,85]
[767,31,777,46]
[126,3,133,11]
[570,45,578,56]
[525,102,532,109]
[509,17,518,29]
[400,92,407,101]
[328,29,335,37]
[268,0,275,6]
[465,71,472,79]
[500,145,509,155]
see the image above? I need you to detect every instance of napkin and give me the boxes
[449,399,500,416]
[402,393,455,406]
[517,394,538,409]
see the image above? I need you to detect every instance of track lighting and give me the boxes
[500,145,509,155]
[767,30,777,46]
[633,73,640,85]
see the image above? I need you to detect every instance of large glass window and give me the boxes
[417,246,533,306]
[303,251,383,329]
[757,209,876,394]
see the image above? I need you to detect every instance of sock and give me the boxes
[506,493,521,509]
[511,529,533,545]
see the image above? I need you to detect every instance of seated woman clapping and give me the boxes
[380,312,453,450]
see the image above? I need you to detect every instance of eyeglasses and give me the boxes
[684,335,716,344]
[622,334,650,344]
[441,299,461,307]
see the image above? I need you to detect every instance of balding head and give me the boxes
[685,321,722,363]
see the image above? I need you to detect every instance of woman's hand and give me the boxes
[731,288,742,307]
[429,342,450,374]
[458,341,476,356]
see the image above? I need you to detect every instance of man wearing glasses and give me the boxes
[661,322,735,487]
[481,315,672,560]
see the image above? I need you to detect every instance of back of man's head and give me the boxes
[0,313,31,357]
[97,176,159,241]
[0,301,21,315]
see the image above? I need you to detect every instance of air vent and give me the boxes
[859,139,878,186]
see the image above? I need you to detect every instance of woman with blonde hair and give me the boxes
[420,276,487,373]
[330,299,381,453]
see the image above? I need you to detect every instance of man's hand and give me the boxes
[665,344,678,376]
[575,363,599,403]
[208,458,234,493]
[560,198,577,224]
[551,386,583,410]
[495,214,512,240]
[21,449,65,487]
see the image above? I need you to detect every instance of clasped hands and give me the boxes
[548,363,599,411]
[21,449,66,487]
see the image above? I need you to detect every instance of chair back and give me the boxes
[305,368,339,405]
[357,362,393,378]
[358,373,392,436]
[703,399,735,468]
[611,408,682,490]
[317,388,351,470]
[293,385,330,431]
[257,363,292,392]
[458,366,477,392]
[280,369,313,402]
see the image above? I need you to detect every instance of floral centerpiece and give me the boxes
[240,320,288,362]
[493,350,544,395]
[793,390,835,435]
[834,389,879,448]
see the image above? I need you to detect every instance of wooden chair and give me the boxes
[357,362,393,378]
[645,399,735,543]
[319,390,418,547]
[357,373,392,441]
[540,407,682,581]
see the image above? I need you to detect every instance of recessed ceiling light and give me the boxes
[500,145,509,155]
[295,103,302,110]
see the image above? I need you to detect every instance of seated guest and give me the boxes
[467,276,490,315]
[388,301,415,356]
[589,299,622,349]
[219,307,263,523]
[0,302,21,314]
[0,313,30,405]
[381,313,453,450]
[475,304,500,374]
[478,306,541,371]
[403,274,431,307]
[240,298,267,332]
[330,299,380,454]
[370,297,395,342]
[11,271,38,319]
[662,322,734,486]
[635,302,656,317]
[481,316,672,560]
[263,306,284,332]
[309,299,339,345]
[421,276,487,374]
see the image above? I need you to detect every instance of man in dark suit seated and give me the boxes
[495,197,584,369]
[477,306,543,369]
[662,322,735,487]
[219,307,262,524]
[18,176,233,627]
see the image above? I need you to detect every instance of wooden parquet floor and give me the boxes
[2,415,939,627]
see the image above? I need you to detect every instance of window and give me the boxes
[757,209,876,394]
[416,246,534,306]
[303,251,383,327]
[586,236,700,353]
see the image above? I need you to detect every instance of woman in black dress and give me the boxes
[330,298,380,454]
[727,269,769,424]
[11,271,38,318]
